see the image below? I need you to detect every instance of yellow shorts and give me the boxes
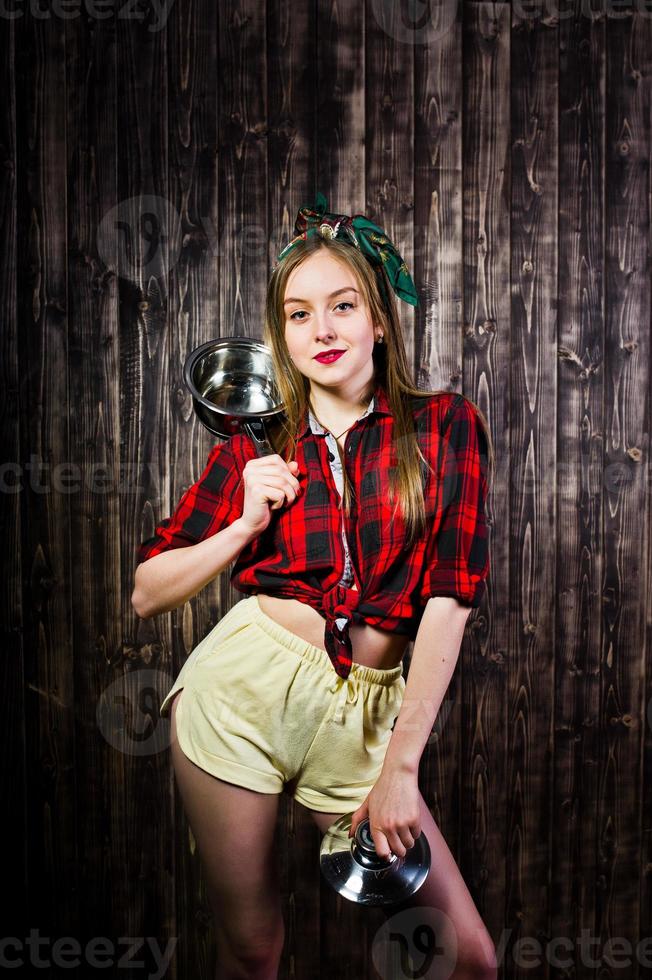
[160,594,406,813]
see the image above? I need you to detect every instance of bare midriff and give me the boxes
[256,591,409,671]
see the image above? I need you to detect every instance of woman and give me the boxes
[132,196,497,980]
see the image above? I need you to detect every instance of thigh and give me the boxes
[168,691,283,945]
[305,808,345,834]
[390,792,496,969]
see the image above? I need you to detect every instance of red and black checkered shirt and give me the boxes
[137,386,490,678]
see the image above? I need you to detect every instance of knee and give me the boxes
[217,944,283,980]
[455,932,498,980]
[457,961,497,980]
[216,919,284,980]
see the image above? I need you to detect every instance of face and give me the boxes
[283,249,379,401]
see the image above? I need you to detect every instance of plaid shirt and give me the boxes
[137,386,490,678]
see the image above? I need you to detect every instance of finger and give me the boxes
[245,456,298,476]
[397,831,416,852]
[252,484,286,510]
[277,478,301,502]
[348,801,368,838]
[247,467,301,494]
[371,829,393,861]
[387,831,408,859]
[251,481,297,509]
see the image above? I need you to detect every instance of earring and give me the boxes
[375,334,384,344]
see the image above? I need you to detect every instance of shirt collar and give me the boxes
[297,383,392,441]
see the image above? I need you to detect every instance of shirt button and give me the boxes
[328,451,335,462]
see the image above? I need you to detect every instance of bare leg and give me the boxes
[306,797,498,980]
[169,690,285,980]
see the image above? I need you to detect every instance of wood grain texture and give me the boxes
[642,11,652,955]
[365,0,416,371]
[462,0,510,948]
[15,6,78,936]
[600,14,651,979]
[508,9,559,977]
[268,0,314,260]
[555,8,605,979]
[4,3,652,978]
[217,0,268,339]
[0,10,25,942]
[415,0,464,876]
[415,2,463,393]
[316,0,365,214]
[115,3,172,968]
[65,5,125,954]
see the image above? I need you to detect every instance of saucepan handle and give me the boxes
[242,419,276,458]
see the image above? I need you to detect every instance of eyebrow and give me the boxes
[283,287,359,306]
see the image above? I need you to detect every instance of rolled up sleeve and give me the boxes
[136,438,245,565]
[418,395,490,608]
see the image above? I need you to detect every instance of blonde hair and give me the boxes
[262,237,494,548]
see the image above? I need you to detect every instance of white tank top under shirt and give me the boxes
[307,396,375,594]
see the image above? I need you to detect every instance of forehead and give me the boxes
[284,251,360,300]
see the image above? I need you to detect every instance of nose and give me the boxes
[313,310,337,342]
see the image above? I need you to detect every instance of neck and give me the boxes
[308,379,375,429]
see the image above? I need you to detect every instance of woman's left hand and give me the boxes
[348,766,422,860]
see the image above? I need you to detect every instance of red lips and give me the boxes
[314,350,346,363]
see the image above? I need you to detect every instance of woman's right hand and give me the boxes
[239,455,302,536]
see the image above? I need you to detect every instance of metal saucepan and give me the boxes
[183,337,286,456]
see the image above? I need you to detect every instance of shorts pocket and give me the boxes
[362,685,402,750]
[192,610,256,670]
[188,621,298,725]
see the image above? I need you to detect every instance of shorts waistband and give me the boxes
[233,594,403,687]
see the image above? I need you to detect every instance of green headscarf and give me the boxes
[277,192,419,308]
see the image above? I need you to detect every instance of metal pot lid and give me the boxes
[320,815,431,907]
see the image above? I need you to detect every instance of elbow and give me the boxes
[425,595,473,618]
[131,566,156,619]
[131,588,153,620]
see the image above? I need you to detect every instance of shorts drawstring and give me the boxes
[328,675,360,725]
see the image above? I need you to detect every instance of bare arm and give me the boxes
[132,450,302,620]
[131,517,258,619]
[382,595,473,774]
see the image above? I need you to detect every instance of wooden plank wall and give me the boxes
[2,1,652,977]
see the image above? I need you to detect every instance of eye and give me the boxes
[288,301,354,322]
